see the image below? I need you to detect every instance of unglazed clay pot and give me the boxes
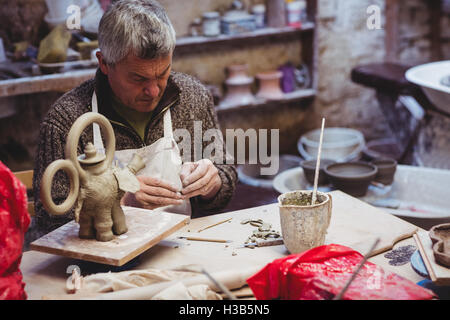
[301,159,336,185]
[370,158,397,185]
[256,70,284,100]
[40,112,145,242]
[221,76,255,106]
[278,190,332,254]
[324,162,377,197]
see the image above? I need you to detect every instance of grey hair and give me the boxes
[98,0,176,65]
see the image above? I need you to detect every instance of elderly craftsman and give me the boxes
[28,0,237,243]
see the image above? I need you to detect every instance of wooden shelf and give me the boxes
[216,88,316,114]
[175,23,315,52]
[0,68,96,98]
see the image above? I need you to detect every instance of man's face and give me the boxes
[97,52,172,113]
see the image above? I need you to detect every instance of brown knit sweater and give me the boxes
[28,69,237,242]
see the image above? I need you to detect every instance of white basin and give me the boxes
[273,165,450,230]
[405,60,450,114]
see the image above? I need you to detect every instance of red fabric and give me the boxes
[247,244,436,300]
[0,161,30,300]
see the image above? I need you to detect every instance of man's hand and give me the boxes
[180,159,222,201]
[122,176,184,210]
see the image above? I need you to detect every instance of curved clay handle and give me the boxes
[65,112,115,181]
[40,159,80,215]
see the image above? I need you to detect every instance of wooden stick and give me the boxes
[333,238,380,300]
[312,118,325,205]
[201,268,237,300]
[197,217,232,232]
[179,236,230,243]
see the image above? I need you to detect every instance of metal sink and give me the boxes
[406,60,450,115]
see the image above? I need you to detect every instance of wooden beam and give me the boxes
[385,0,400,63]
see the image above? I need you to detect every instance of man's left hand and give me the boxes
[180,159,222,200]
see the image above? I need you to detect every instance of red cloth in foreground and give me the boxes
[247,244,435,300]
[0,161,30,300]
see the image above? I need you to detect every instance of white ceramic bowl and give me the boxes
[405,61,450,115]
[298,127,365,162]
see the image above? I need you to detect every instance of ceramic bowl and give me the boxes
[300,159,336,185]
[324,162,378,197]
[370,158,397,185]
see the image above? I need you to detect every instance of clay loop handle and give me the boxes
[65,112,115,182]
[40,159,80,215]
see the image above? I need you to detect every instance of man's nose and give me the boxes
[143,82,160,98]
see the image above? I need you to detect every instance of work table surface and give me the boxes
[21,191,426,300]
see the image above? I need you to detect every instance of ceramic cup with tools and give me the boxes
[278,190,332,254]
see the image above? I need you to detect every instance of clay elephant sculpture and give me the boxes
[40,112,145,242]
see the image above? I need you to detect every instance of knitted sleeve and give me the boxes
[190,89,238,217]
[31,120,74,240]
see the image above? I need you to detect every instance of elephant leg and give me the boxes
[78,213,95,239]
[112,201,128,235]
[94,211,114,242]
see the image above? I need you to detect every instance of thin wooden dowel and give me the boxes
[179,236,230,243]
[197,218,232,232]
[312,118,325,205]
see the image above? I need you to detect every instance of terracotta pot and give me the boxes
[221,76,255,106]
[278,190,332,254]
[256,71,284,100]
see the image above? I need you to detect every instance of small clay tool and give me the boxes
[197,217,233,232]
[333,238,381,300]
[178,236,231,243]
[237,238,284,249]
[312,118,326,205]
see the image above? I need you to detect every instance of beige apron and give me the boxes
[91,93,191,215]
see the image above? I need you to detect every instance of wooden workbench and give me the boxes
[21,191,426,300]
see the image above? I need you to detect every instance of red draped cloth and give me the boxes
[0,161,30,300]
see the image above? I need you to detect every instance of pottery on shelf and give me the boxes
[226,64,251,81]
[220,76,255,107]
[256,70,284,100]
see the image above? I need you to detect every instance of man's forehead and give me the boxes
[122,53,172,74]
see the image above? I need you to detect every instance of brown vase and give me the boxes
[256,71,284,100]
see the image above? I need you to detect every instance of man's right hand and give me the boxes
[122,176,185,210]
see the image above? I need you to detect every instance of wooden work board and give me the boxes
[30,206,190,266]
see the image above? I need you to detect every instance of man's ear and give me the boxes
[96,51,109,75]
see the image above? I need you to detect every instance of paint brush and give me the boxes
[312,118,326,205]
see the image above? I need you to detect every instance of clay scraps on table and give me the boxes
[384,245,417,266]
[241,219,281,248]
